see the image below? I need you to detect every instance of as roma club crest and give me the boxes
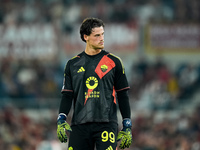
[101,64,108,72]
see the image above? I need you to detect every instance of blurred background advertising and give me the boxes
[0,0,200,150]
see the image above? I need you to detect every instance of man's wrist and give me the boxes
[57,113,67,122]
[122,118,132,128]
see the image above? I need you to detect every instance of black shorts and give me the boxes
[68,122,118,150]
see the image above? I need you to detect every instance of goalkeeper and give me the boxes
[57,17,132,150]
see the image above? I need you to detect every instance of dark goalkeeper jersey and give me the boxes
[61,50,130,125]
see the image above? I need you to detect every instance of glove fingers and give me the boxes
[117,131,125,141]
[124,139,131,148]
[118,130,132,149]
[126,136,132,148]
[119,137,127,149]
[57,121,71,143]
[64,123,72,132]
[124,135,132,148]
[57,131,64,142]
[116,135,122,142]
[119,137,131,149]
[57,127,68,143]
[57,132,61,142]
[60,132,68,143]
[61,128,68,143]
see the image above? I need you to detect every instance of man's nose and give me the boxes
[100,35,104,40]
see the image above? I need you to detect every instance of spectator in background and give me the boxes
[137,0,173,25]
[167,73,180,99]
[173,0,189,23]
[178,63,199,99]
[189,0,200,22]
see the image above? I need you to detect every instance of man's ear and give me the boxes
[84,34,88,41]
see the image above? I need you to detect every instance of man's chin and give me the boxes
[99,45,104,49]
[94,45,104,50]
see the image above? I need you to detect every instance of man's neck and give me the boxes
[85,48,102,56]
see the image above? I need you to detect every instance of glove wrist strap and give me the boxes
[57,113,67,122]
[122,118,132,128]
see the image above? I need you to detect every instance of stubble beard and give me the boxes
[93,44,104,51]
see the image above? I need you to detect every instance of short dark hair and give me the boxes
[80,17,105,42]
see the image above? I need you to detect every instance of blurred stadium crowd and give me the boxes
[0,0,199,30]
[1,101,200,150]
[0,0,200,150]
[130,56,200,111]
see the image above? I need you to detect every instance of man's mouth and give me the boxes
[99,42,104,45]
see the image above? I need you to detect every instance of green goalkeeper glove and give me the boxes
[117,118,132,149]
[57,113,72,143]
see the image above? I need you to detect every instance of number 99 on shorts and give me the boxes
[101,131,115,143]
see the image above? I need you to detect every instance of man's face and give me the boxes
[85,26,104,50]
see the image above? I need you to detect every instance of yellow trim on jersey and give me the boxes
[109,53,125,74]
[63,55,79,75]
[71,55,78,60]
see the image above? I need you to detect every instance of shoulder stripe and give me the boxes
[71,55,80,60]
[109,53,119,59]
[109,53,125,74]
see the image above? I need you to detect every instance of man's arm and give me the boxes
[59,91,73,115]
[117,90,131,119]
[57,91,73,143]
[117,89,132,149]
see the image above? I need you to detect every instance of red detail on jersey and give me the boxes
[112,87,116,104]
[116,87,130,92]
[95,55,116,79]
[61,89,73,92]
[84,89,93,105]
